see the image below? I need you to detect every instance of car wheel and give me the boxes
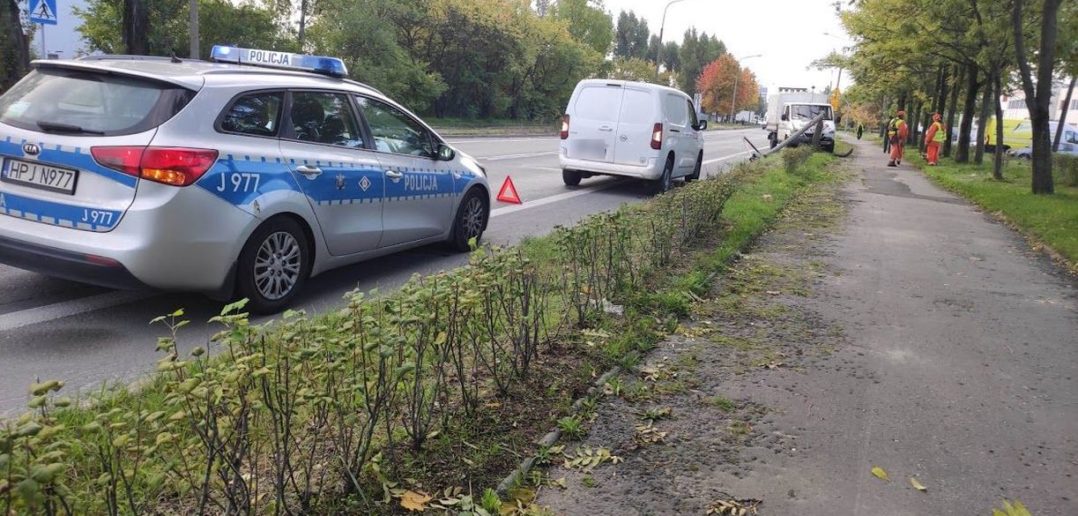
[823,143,835,153]
[449,189,488,252]
[563,169,582,186]
[236,217,310,314]
[685,151,703,182]
[653,155,674,194]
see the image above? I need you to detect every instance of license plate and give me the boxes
[1,158,79,195]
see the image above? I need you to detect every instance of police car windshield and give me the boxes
[791,104,832,121]
[0,68,194,136]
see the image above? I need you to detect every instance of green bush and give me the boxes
[781,146,815,175]
[1054,154,1078,187]
[0,162,761,514]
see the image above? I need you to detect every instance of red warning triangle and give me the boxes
[496,176,522,204]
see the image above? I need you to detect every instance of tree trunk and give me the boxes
[299,0,308,50]
[944,65,961,157]
[975,70,993,165]
[993,71,1005,180]
[1053,76,1075,151]
[957,67,980,163]
[0,0,31,89]
[1012,0,1060,194]
[932,65,945,114]
[123,0,149,54]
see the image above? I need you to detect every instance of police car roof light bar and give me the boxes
[209,45,348,78]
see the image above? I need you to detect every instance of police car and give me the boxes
[0,46,490,313]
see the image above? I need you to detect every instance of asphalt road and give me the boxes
[0,127,770,415]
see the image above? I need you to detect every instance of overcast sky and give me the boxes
[601,0,854,93]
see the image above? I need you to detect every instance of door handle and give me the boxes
[385,169,403,181]
[295,165,322,179]
[669,128,681,133]
[598,125,614,132]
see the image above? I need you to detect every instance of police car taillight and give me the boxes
[560,114,570,139]
[92,147,219,187]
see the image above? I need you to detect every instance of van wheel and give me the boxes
[562,169,582,186]
[685,152,703,182]
[236,217,310,314]
[653,156,674,194]
[449,189,488,252]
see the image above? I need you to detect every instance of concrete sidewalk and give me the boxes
[537,138,1077,514]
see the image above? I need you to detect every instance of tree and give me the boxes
[551,0,613,56]
[608,57,668,83]
[1,0,31,90]
[695,54,756,117]
[1012,0,1064,194]
[678,28,724,95]
[614,10,649,60]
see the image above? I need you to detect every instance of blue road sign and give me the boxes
[29,0,58,25]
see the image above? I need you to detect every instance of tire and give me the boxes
[685,152,702,182]
[823,143,835,153]
[562,169,582,186]
[236,217,311,314]
[652,155,674,194]
[449,188,489,252]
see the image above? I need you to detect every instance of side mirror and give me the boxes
[781,114,788,121]
[436,143,455,161]
[693,120,708,131]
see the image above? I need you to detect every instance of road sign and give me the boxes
[496,177,521,204]
[29,0,58,25]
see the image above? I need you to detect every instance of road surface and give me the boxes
[0,127,770,415]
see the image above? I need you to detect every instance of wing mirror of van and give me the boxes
[436,143,456,161]
[781,114,788,121]
[692,120,708,131]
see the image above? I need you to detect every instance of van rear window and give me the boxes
[575,86,623,121]
[0,68,194,136]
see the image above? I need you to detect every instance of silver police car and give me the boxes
[0,46,490,313]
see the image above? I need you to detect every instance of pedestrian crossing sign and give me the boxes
[29,0,58,25]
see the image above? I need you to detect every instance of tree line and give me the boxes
[1,0,763,123]
[837,0,1075,194]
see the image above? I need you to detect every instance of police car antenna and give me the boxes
[170,52,183,64]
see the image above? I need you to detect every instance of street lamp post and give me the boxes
[655,0,686,79]
[729,54,762,123]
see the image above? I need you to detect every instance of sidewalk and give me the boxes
[536,138,1078,514]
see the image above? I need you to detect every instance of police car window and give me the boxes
[289,92,364,148]
[355,97,434,157]
[0,68,192,136]
[221,92,282,136]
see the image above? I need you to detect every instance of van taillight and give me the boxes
[92,146,219,187]
[560,114,570,139]
[651,123,663,149]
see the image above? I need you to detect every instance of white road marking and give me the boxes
[0,291,153,332]
[478,151,558,161]
[2,148,758,329]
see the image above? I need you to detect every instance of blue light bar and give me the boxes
[209,45,348,78]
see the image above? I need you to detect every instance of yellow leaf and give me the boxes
[400,490,432,512]
[909,477,926,492]
[870,466,889,481]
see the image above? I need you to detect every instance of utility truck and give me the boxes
[764,91,835,153]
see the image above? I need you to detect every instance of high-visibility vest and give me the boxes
[931,121,946,143]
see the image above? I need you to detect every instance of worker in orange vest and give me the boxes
[924,113,945,166]
[887,110,908,167]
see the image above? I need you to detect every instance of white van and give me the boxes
[559,79,707,192]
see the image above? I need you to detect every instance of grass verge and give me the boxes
[0,150,839,515]
[907,153,1078,269]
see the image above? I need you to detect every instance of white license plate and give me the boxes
[2,158,79,195]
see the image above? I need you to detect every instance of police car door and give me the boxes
[354,96,454,248]
[278,91,384,256]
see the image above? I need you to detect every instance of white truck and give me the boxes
[764,92,835,153]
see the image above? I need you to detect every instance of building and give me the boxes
[1001,80,1077,122]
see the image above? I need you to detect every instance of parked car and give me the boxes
[0,46,490,313]
[559,79,707,193]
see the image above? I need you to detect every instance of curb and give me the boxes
[494,367,621,497]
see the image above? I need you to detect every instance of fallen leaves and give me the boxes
[399,490,433,512]
[633,422,668,446]
[992,499,1032,516]
[706,496,762,515]
[870,466,889,481]
[562,446,622,472]
[909,477,927,492]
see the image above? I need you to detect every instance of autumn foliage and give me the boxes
[696,54,760,117]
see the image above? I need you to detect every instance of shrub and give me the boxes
[1053,153,1078,187]
[781,146,815,175]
